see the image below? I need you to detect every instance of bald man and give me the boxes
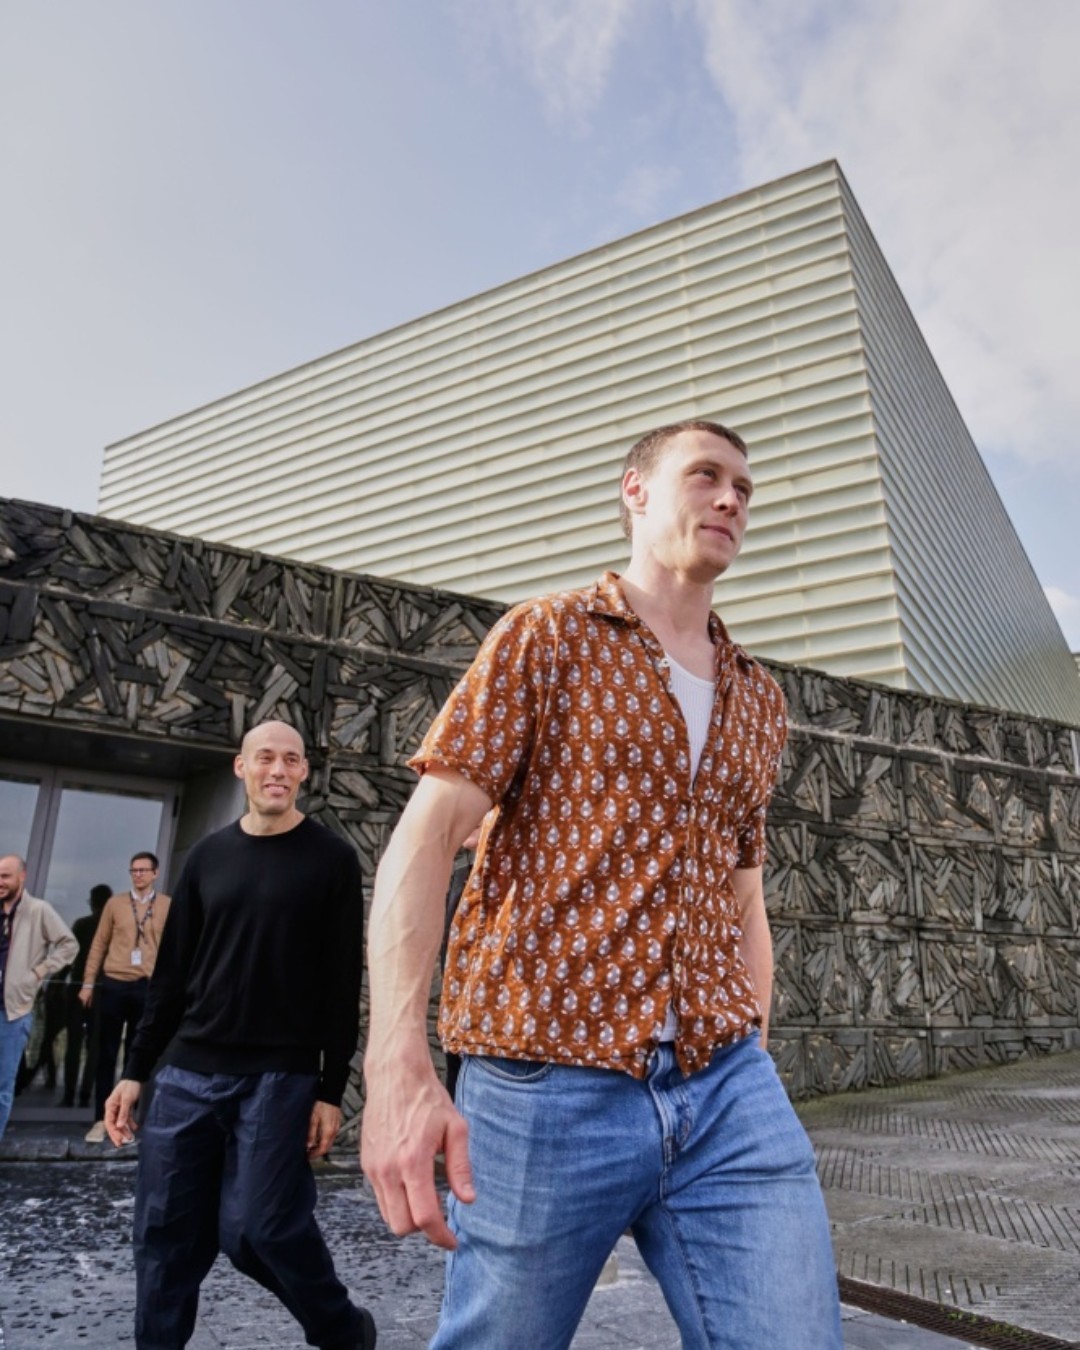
[106,721,374,1350]
[0,854,77,1138]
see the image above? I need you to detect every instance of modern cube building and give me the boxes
[99,161,1080,725]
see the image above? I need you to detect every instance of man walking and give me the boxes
[362,421,843,1348]
[0,854,77,1138]
[80,854,171,1141]
[106,720,375,1350]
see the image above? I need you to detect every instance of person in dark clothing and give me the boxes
[105,720,375,1350]
[60,883,111,1107]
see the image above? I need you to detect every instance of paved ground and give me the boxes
[799,1050,1080,1345]
[4,1050,1079,1348]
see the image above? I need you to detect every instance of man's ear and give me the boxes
[622,466,648,523]
[233,754,245,781]
[300,758,310,783]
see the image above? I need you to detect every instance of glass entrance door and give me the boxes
[43,785,172,925]
[0,772,45,862]
[0,764,177,925]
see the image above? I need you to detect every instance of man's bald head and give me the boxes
[0,854,27,906]
[240,719,305,760]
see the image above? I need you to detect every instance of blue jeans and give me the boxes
[0,1012,33,1138]
[134,1066,364,1350]
[433,1034,842,1350]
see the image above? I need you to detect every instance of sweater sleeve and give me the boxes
[123,859,204,1082]
[316,845,364,1106]
[82,901,115,987]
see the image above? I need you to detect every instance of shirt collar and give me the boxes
[586,571,752,671]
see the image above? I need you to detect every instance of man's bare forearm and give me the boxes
[365,767,492,1072]
[362,767,491,1248]
[366,829,457,1068]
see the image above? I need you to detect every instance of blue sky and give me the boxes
[3,0,1078,646]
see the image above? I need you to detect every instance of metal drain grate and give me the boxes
[837,1276,1078,1350]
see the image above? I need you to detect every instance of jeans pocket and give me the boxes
[471,1054,553,1084]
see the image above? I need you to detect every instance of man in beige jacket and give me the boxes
[80,852,171,1142]
[0,854,77,1138]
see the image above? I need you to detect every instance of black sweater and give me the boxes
[124,817,363,1105]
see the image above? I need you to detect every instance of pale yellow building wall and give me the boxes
[101,162,908,686]
[99,162,1080,720]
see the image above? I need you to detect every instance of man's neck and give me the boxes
[2,890,23,915]
[619,560,716,645]
[239,807,305,837]
[131,885,154,902]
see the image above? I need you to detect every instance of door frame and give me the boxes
[0,759,179,899]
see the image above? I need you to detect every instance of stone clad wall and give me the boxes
[1,498,1078,1121]
[767,669,1080,1095]
[0,499,503,886]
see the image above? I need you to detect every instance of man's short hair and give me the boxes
[130,851,159,870]
[90,883,112,912]
[619,419,748,539]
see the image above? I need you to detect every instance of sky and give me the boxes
[3,0,1079,647]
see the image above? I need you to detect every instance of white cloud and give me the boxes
[1045,586,1080,650]
[453,0,635,125]
[688,0,1080,470]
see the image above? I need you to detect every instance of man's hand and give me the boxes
[78,985,93,1008]
[307,1101,342,1159]
[105,1079,142,1146]
[361,1057,474,1251]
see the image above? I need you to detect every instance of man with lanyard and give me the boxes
[80,852,170,1143]
[0,854,77,1138]
[362,421,843,1348]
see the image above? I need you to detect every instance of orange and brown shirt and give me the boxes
[410,572,787,1079]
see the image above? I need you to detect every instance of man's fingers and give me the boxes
[308,1119,329,1158]
[398,1156,457,1249]
[442,1111,475,1204]
[363,1110,468,1250]
[105,1082,140,1147]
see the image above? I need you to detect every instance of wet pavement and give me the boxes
[4,1054,1080,1348]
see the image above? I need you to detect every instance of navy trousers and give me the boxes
[133,1066,364,1350]
[95,976,148,1118]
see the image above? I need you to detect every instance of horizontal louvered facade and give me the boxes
[99,162,1080,724]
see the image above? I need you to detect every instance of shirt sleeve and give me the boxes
[317,844,364,1106]
[408,601,551,804]
[123,861,203,1082]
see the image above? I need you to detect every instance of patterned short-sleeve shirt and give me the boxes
[410,571,787,1078]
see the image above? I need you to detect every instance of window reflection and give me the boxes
[0,775,41,862]
[44,787,165,925]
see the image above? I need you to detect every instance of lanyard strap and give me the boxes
[129,891,156,946]
[1,895,21,944]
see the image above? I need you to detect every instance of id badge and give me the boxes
[130,949,143,968]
